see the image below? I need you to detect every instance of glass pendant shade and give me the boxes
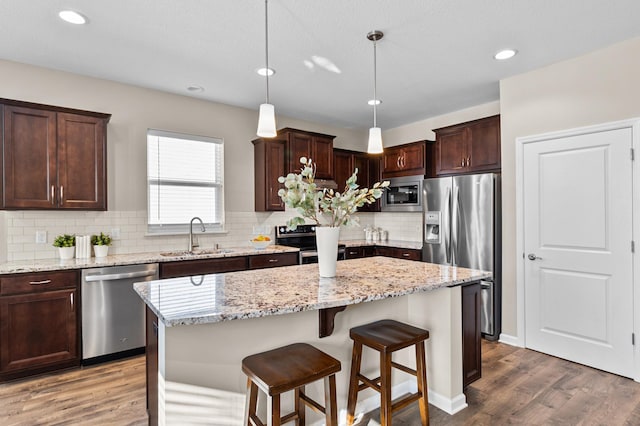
[367,127,383,154]
[257,103,277,138]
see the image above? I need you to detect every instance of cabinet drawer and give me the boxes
[160,256,248,279]
[345,247,364,259]
[0,270,78,296]
[248,252,299,269]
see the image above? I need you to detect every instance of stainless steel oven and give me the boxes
[275,225,346,264]
[381,175,423,212]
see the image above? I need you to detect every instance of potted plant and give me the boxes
[278,157,389,277]
[53,234,76,260]
[91,232,112,257]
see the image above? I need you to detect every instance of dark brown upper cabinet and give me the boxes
[279,128,335,179]
[333,148,380,212]
[252,138,286,212]
[381,140,429,178]
[434,115,501,176]
[1,99,111,210]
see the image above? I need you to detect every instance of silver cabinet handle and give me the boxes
[268,259,278,263]
[527,253,542,261]
[51,185,55,205]
[60,185,64,204]
[29,279,52,285]
[402,253,410,257]
[70,293,74,311]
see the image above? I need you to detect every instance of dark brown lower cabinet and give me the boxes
[0,270,80,382]
[461,281,482,387]
[159,256,248,279]
[146,307,159,426]
[374,246,422,261]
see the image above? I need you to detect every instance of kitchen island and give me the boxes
[134,257,490,425]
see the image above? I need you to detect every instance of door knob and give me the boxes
[527,253,542,261]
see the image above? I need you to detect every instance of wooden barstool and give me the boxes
[346,319,430,426]
[242,343,341,426]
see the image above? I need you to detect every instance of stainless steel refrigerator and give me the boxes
[422,173,501,340]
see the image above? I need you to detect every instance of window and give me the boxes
[147,129,224,234]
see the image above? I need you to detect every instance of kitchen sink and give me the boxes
[160,248,235,257]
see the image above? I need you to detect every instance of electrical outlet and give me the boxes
[35,230,47,244]
[110,228,121,239]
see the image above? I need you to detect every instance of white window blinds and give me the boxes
[147,129,224,234]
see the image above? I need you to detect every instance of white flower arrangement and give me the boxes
[278,157,390,229]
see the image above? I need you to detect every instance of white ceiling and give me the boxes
[2,1,640,130]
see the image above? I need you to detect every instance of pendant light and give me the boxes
[257,0,277,138]
[367,30,384,154]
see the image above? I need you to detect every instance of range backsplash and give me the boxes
[2,210,422,262]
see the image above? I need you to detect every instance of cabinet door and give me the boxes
[2,105,57,208]
[382,146,403,176]
[468,116,501,172]
[0,289,78,375]
[288,133,313,173]
[57,113,107,210]
[436,129,467,175]
[312,136,334,179]
[398,143,426,175]
[265,140,285,210]
[353,154,370,189]
[462,282,482,387]
[333,150,353,193]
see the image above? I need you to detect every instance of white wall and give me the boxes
[0,59,367,261]
[382,101,500,146]
[499,36,640,338]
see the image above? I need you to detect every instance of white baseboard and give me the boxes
[499,333,524,347]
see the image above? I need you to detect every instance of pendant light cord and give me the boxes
[264,0,270,104]
[373,36,377,128]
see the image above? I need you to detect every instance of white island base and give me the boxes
[153,287,466,425]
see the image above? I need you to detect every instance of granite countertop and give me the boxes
[0,245,299,275]
[134,256,490,327]
[341,239,423,250]
[0,239,422,275]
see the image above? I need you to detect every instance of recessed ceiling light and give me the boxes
[187,86,204,93]
[257,68,275,77]
[58,10,87,25]
[368,99,382,106]
[494,49,517,60]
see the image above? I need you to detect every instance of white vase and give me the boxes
[316,226,340,278]
[94,245,109,258]
[58,246,75,260]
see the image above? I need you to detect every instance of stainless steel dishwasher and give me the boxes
[81,263,158,363]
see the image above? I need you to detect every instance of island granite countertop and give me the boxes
[134,256,490,327]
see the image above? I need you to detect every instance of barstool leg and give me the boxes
[244,378,258,426]
[346,341,363,425]
[324,374,338,425]
[267,394,281,426]
[379,351,393,426]
[294,386,305,426]
[416,341,429,426]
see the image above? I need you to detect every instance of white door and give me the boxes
[523,126,634,378]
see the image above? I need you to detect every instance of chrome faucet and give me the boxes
[188,217,205,252]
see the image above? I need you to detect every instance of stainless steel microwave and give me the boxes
[381,175,423,212]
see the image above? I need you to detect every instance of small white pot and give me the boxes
[58,246,75,260]
[93,245,109,258]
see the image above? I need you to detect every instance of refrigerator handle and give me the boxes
[445,186,451,264]
[451,184,459,265]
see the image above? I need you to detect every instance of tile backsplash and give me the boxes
[3,210,421,262]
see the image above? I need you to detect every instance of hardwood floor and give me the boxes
[2,341,640,425]
[357,340,640,425]
[0,356,147,425]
